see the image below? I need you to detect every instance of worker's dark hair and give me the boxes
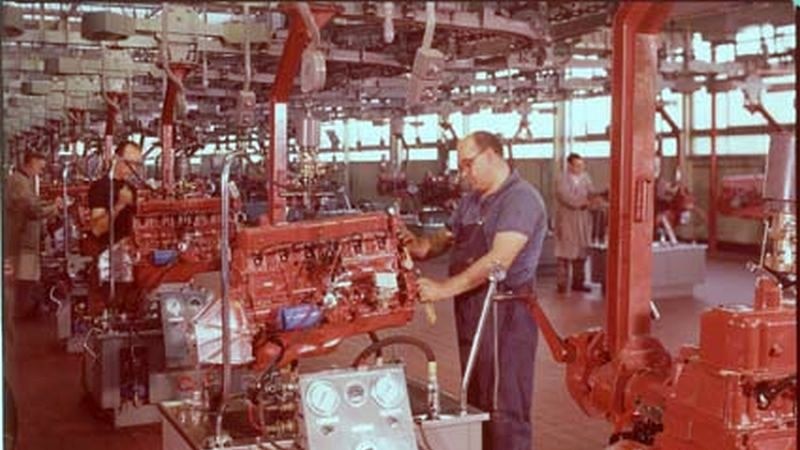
[468,131,504,156]
[566,152,583,164]
[114,140,141,156]
[23,151,46,164]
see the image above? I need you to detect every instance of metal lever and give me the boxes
[216,150,247,443]
[460,263,506,416]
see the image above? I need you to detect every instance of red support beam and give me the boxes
[606,2,671,356]
[267,4,338,224]
[160,64,191,191]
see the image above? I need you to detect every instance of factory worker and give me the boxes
[5,151,63,319]
[401,131,547,450]
[554,152,600,294]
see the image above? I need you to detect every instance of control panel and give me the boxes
[298,364,416,450]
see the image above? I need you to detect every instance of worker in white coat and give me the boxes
[554,152,599,293]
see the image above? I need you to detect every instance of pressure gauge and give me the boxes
[371,374,403,409]
[165,298,182,318]
[305,381,341,417]
[345,381,367,407]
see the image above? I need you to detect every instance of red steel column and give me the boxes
[709,46,718,254]
[606,2,671,356]
[267,5,337,224]
[161,64,190,191]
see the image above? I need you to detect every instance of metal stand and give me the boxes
[459,264,506,416]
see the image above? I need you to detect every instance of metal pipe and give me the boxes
[460,264,506,416]
[492,299,499,412]
[61,161,72,262]
[243,4,252,91]
[422,2,436,50]
[218,149,247,431]
[709,45,718,254]
[108,158,117,305]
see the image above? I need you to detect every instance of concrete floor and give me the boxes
[6,252,759,450]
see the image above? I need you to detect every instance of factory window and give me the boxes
[692,33,711,61]
[318,152,344,163]
[715,43,735,63]
[408,148,438,161]
[143,137,159,158]
[657,137,678,157]
[571,140,609,158]
[774,24,795,53]
[445,112,465,138]
[403,114,439,145]
[474,111,519,140]
[658,89,683,126]
[692,134,771,156]
[320,120,345,149]
[735,25,765,55]
[692,87,711,130]
[509,143,553,159]
[718,134,771,155]
[447,151,458,171]
[355,119,388,147]
[466,107,500,134]
[725,90,782,127]
[762,90,796,124]
[529,107,554,139]
[348,150,389,163]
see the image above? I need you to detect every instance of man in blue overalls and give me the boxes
[403,131,548,450]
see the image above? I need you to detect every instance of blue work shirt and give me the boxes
[449,170,548,288]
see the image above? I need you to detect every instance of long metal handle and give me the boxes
[218,150,246,426]
[492,299,499,412]
[62,162,72,262]
[108,159,117,305]
[460,264,506,416]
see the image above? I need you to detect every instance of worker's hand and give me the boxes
[418,277,452,303]
[53,196,64,209]
[118,185,134,207]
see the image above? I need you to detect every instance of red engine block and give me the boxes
[656,277,796,449]
[561,276,796,450]
[229,212,419,369]
[130,195,237,291]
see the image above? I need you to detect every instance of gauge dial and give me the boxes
[371,374,403,409]
[165,298,182,318]
[305,381,341,417]
[345,381,367,407]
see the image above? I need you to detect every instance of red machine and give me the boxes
[525,4,797,449]
[718,174,766,220]
[130,195,234,290]
[230,212,418,369]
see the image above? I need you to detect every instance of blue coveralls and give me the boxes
[448,171,547,450]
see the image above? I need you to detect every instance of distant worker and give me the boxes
[4,151,62,319]
[86,141,143,313]
[402,131,547,450]
[554,152,603,294]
